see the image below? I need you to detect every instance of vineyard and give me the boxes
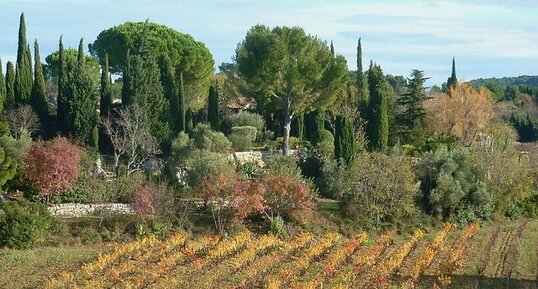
[41,220,538,289]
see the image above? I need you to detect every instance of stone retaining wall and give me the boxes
[48,203,134,217]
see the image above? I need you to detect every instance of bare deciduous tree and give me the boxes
[2,105,40,139]
[101,105,160,175]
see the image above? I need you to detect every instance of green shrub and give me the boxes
[191,124,232,154]
[268,215,287,238]
[264,154,302,181]
[312,129,334,158]
[229,126,257,151]
[185,149,235,186]
[336,153,418,226]
[227,111,265,131]
[231,126,257,142]
[415,147,493,224]
[0,198,54,249]
[228,133,252,151]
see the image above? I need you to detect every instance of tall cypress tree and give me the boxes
[177,70,186,132]
[366,64,389,151]
[446,57,458,91]
[14,13,33,104]
[100,53,112,116]
[5,62,15,109]
[99,54,113,153]
[121,49,133,106]
[57,36,69,134]
[357,38,368,118]
[0,58,5,111]
[30,39,49,128]
[330,41,335,56]
[66,38,99,148]
[334,115,355,164]
[291,113,305,140]
[207,84,219,130]
[128,23,171,141]
[160,55,179,133]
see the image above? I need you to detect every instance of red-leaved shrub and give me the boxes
[231,180,266,221]
[133,184,156,217]
[197,173,316,234]
[261,175,315,224]
[23,137,81,202]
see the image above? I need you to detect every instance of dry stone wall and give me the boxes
[48,203,133,217]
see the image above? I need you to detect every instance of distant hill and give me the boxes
[469,75,538,88]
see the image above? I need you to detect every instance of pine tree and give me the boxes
[357,38,368,118]
[5,62,15,109]
[334,115,355,164]
[366,64,389,151]
[121,49,133,106]
[207,84,219,130]
[396,70,431,144]
[30,39,49,128]
[0,57,5,112]
[446,57,458,91]
[100,54,112,117]
[14,13,33,104]
[57,36,69,134]
[66,38,99,148]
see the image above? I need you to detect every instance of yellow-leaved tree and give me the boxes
[427,82,493,146]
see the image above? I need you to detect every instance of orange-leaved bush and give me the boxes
[23,137,81,202]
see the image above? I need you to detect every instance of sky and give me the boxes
[1,0,538,85]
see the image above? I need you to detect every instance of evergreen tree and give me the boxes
[5,62,15,109]
[291,113,305,140]
[100,54,112,116]
[57,36,69,134]
[66,38,99,147]
[366,64,389,151]
[396,69,431,144]
[160,55,179,132]
[334,115,355,164]
[99,54,113,153]
[357,38,368,118]
[14,13,33,104]
[30,39,49,128]
[121,49,133,106]
[330,41,335,56]
[0,58,5,111]
[128,23,171,141]
[446,57,458,91]
[207,84,219,130]
[177,69,186,132]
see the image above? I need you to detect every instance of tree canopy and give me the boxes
[91,21,214,111]
[235,25,348,154]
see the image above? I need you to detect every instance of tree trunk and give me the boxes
[282,100,293,156]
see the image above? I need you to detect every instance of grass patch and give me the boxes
[0,245,104,289]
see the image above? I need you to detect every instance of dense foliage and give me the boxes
[0,198,53,249]
[0,13,537,244]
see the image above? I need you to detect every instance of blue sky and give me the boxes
[1,0,538,85]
